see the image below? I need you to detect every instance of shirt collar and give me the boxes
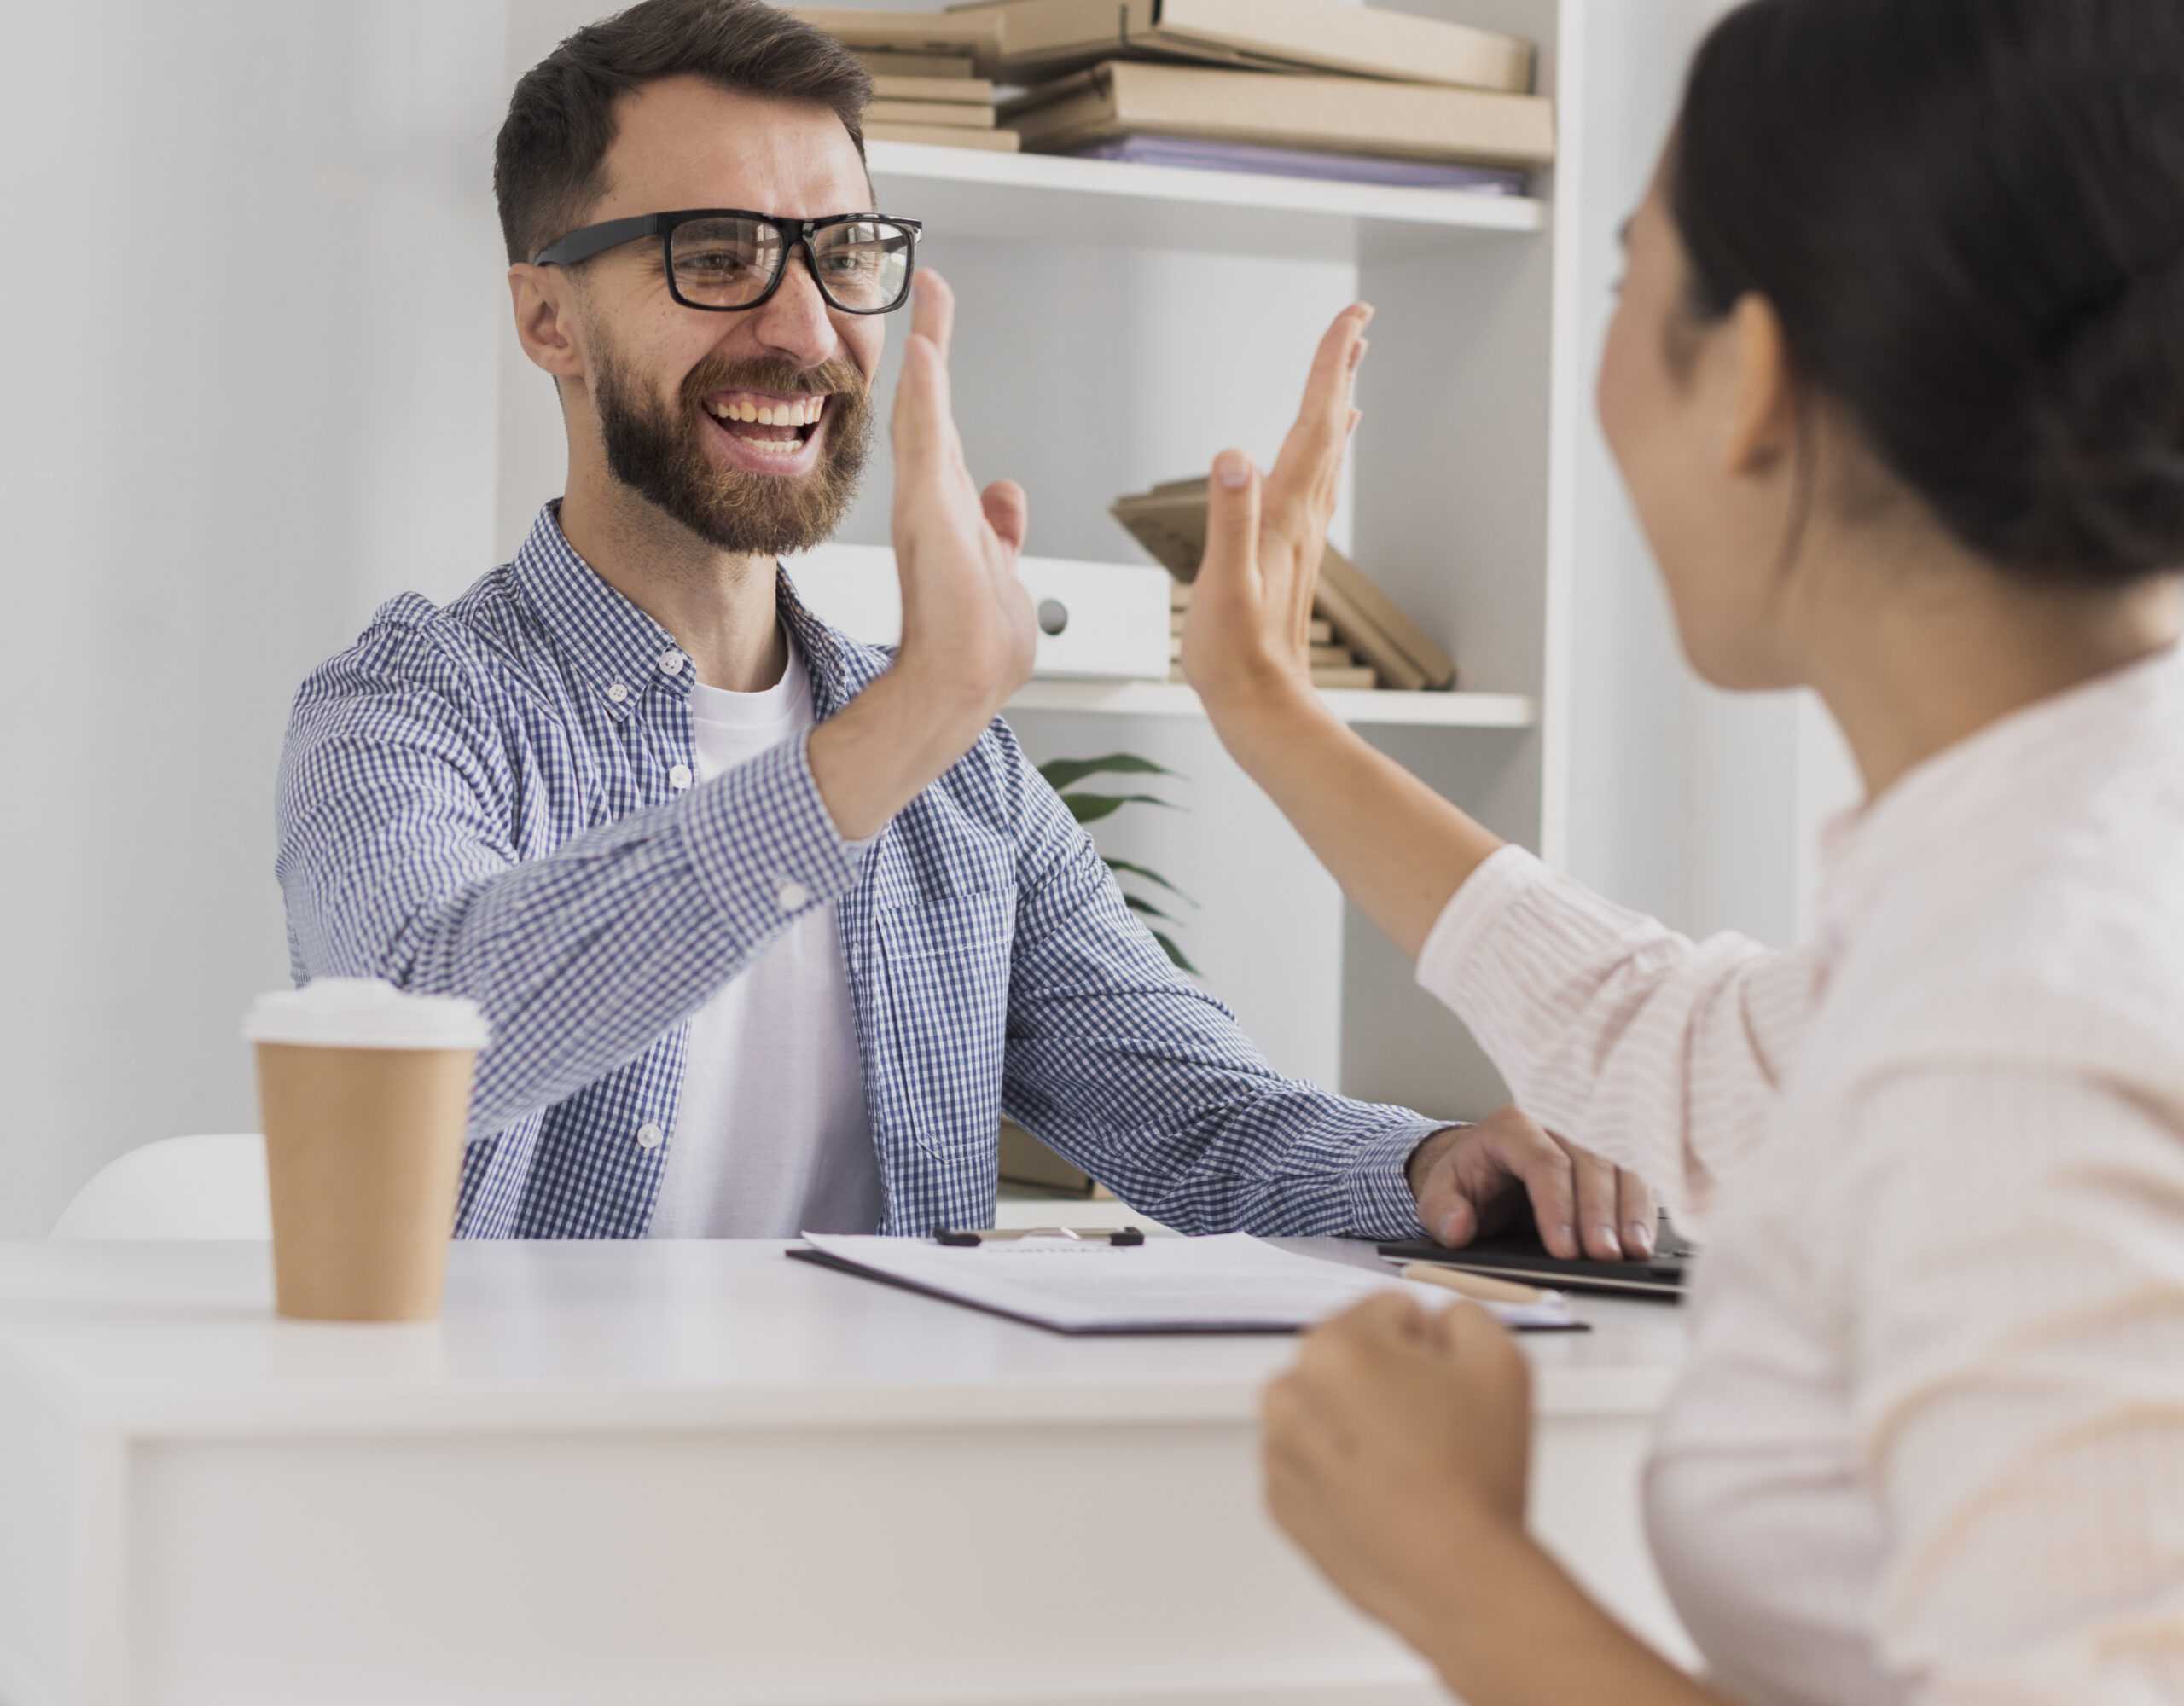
[511,501,886,721]
[1814,643,2184,948]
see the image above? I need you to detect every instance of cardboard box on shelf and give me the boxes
[1003,61,1555,168]
[947,0,1534,93]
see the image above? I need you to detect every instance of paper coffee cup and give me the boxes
[244,979,489,1323]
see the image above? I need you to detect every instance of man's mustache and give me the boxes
[680,357,867,405]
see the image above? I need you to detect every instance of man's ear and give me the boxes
[1721,291,1796,478]
[508,264,585,384]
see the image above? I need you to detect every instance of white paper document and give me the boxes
[794,1233,1577,1335]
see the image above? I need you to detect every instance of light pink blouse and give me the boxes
[1418,649,2184,1704]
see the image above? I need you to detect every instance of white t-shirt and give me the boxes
[647,644,885,1239]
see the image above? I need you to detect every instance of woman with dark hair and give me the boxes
[1180,1,2184,1699]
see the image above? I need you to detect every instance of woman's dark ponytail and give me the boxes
[1670,0,2184,586]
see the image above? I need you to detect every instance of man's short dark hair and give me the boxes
[494,0,873,267]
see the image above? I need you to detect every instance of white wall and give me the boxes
[5,0,1845,1233]
[0,2,511,1235]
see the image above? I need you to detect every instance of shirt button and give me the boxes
[776,879,811,913]
[668,763,693,791]
[606,682,630,705]
[658,648,687,676]
[636,1123,664,1151]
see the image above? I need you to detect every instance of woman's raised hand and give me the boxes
[1179,304,1372,723]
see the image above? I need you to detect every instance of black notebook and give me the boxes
[1377,1220,1696,1302]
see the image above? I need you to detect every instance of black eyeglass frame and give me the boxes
[528,209,924,315]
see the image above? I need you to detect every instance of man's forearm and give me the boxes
[288,733,857,1138]
[807,664,994,841]
[1208,685,1502,961]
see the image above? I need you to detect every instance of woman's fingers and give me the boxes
[1198,450,1262,595]
[1267,304,1374,517]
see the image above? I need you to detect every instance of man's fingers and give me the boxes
[1196,450,1261,597]
[980,479,1029,554]
[1417,1169,1478,1249]
[1564,1139,1625,1261]
[1490,1120,1579,1260]
[909,269,956,367]
[1618,1168,1658,1259]
[893,274,960,475]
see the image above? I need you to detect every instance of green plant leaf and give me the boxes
[1101,858,1198,907]
[1039,753,1185,793]
[1122,893,1178,924]
[1150,930,1199,976]
[1065,791,1177,826]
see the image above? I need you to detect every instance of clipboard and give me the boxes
[785,1245,1268,1336]
[787,1233,1588,1337]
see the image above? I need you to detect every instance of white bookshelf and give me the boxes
[866,137,1546,262]
[1008,679,1536,728]
[837,0,1742,1123]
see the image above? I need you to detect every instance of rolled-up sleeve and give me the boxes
[1414,844,1819,1224]
[276,612,857,1137]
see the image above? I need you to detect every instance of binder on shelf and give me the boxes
[787,543,1166,679]
[1002,61,1555,168]
[946,0,1536,95]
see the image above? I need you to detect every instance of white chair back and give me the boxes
[49,1134,273,1239]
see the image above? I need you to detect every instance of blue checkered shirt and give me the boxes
[275,503,1441,1239]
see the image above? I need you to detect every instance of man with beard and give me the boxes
[275,0,1656,1256]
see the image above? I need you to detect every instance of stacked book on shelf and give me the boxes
[793,1,1553,188]
[789,10,1016,150]
[1114,478,1458,693]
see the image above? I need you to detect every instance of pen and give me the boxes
[1398,1262,1552,1306]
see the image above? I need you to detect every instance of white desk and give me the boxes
[0,1239,1689,1706]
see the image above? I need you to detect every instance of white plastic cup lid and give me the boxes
[243,978,491,1051]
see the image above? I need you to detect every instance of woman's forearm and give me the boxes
[1209,685,1505,960]
[1396,1526,1734,1706]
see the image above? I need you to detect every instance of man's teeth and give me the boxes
[704,396,826,426]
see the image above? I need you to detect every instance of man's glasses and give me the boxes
[529,209,922,316]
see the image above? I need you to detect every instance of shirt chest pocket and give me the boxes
[860,886,1016,1156]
